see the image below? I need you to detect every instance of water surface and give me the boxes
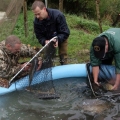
[0,77,120,120]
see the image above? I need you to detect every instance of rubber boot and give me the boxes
[59,55,67,65]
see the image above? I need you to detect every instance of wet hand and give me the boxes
[21,63,31,71]
[111,84,119,90]
[36,60,42,71]
[45,40,49,45]
[53,40,58,47]
[94,81,100,86]
[52,38,58,47]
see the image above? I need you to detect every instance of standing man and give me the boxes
[90,28,120,90]
[31,1,70,65]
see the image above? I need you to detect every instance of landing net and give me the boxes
[13,41,59,99]
[0,0,23,41]
[25,41,59,99]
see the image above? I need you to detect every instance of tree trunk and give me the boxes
[59,0,63,12]
[112,13,120,26]
[95,0,102,33]
[23,0,28,37]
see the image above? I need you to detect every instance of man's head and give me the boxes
[5,35,21,54]
[92,37,106,59]
[31,1,48,20]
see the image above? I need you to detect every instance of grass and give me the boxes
[13,11,111,64]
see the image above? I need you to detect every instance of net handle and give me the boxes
[9,36,57,85]
[45,0,47,8]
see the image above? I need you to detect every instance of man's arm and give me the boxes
[34,21,46,46]
[0,58,21,79]
[90,45,101,85]
[112,74,120,90]
[20,44,36,57]
[113,53,120,90]
[92,66,100,85]
[56,14,70,43]
[20,44,43,71]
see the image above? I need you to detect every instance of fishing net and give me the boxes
[0,0,23,41]
[26,41,60,99]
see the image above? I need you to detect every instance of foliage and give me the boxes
[13,11,39,47]
[42,0,120,25]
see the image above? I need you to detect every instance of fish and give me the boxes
[101,83,113,91]
[26,87,60,99]
[26,87,55,95]
[72,99,113,116]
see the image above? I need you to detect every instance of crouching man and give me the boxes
[0,35,42,88]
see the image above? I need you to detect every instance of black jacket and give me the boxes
[34,8,70,46]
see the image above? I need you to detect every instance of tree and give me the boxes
[23,0,28,37]
[59,0,63,12]
[95,0,102,33]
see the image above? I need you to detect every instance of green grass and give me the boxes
[13,11,111,64]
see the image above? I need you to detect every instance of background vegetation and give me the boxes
[12,0,120,65]
[27,0,120,26]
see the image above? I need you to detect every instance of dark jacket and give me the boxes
[34,8,70,46]
[90,28,120,73]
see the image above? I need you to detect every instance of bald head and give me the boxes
[5,35,21,47]
[5,35,21,54]
[31,1,45,10]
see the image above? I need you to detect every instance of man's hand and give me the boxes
[45,38,58,47]
[21,63,31,71]
[36,60,42,71]
[52,38,58,47]
[45,40,50,45]
[94,81,100,86]
[112,84,119,90]
[111,74,120,90]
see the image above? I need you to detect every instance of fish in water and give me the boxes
[101,83,113,91]
[26,87,55,95]
[26,87,60,99]
[72,99,113,116]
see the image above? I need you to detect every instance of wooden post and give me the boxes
[23,0,28,37]
[95,0,102,33]
[59,0,63,12]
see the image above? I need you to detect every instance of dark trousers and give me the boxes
[58,39,68,65]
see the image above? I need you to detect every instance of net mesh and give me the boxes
[30,41,56,92]
[0,0,23,41]
[15,41,59,99]
[86,63,116,97]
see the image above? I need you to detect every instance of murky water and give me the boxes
[0,77,120,120]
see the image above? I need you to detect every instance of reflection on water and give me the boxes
[0,77,120,120]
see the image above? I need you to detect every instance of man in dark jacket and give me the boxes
[90,28,120,90]
[31,1,70,65]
